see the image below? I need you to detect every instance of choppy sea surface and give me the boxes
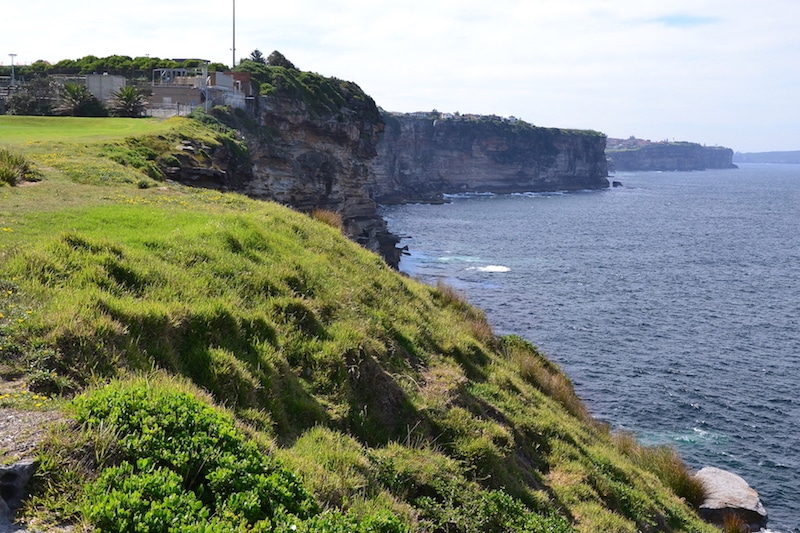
[380,164,800,531]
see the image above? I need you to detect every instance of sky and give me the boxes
[3,1,799,152]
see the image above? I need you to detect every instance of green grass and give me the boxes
[1,115,714,532]
[0,116,176,145]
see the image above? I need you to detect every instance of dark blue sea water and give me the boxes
[380,164,800,531]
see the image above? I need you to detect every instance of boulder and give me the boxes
[694,466,767,531]
[0,459,38,528]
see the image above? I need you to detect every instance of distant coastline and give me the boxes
[733,150,800,164]
[606,137,736,172]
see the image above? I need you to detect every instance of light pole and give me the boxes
[232,0,236,69]
[8,53,16,86]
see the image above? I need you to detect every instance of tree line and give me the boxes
[0,50,296,117]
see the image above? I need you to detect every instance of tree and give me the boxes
[27,60,53,75]
[207,62,229,72]
[109,85,148,118]
[249,49,266,64]
[57,83,107,117]
[266,50,297,70]
[6,76,59,115]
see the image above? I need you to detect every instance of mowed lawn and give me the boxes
[0,116,175,146]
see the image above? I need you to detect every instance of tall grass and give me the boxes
[502,335,592,424]
[0,148,41,185]
[612,430,706,507]
[311,208,344,231]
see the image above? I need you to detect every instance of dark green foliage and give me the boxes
[74,381,321,531]
[4,55,222,82]
[371,445,572,533]
[109,85,148,118]
[266,50,297,70]
[234,62,380,121]
[207,62,230,72]
[187,107,253,173]
[71,381,414,532]
[57,83,107,117]
[84,461,209,532]
[249,49,267,64]
[5,75,59,115]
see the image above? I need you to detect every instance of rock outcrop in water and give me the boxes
[373,112,610,203]
[607,137,737,171]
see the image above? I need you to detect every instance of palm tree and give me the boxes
[110,85,148,118]
[57,83,107,117]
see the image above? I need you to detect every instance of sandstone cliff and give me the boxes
[607,139,737,171]
[372,112,610,203]
[166,63,611,267]
[238,92,402,268]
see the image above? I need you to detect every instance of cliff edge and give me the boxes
[607,138,737,172]
[373,112,610,203]
[226,62,402,267]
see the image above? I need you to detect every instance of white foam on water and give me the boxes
[466,265,511,273]
[442,192,496,199]
[438,255,482,263]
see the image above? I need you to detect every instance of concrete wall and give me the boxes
[86,74,126,102]
[149,86,203,107]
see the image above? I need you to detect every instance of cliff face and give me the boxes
[241,95,401,267]
[373,113,610,203]
[607,141,737,171]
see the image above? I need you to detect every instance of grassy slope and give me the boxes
[0,116,715,532]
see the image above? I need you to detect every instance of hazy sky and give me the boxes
[4,1,798,152]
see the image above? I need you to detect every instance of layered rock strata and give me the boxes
[241,95,402,268]
[165,106,612,267]
[607,140,737,171]
[372,113,610,203]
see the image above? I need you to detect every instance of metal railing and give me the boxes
[145,103,199,118]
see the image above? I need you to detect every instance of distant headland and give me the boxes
[733,150,800,164]
[606,136,737,172]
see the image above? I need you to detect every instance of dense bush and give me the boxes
[74,381,319,529]
[234,61,380,121]
[5,76,59,115]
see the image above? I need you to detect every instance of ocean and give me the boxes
[380,164,800,531]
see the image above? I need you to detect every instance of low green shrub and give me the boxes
[73,379,319,531]
[71,378,411,532]
[84,460,209,531]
